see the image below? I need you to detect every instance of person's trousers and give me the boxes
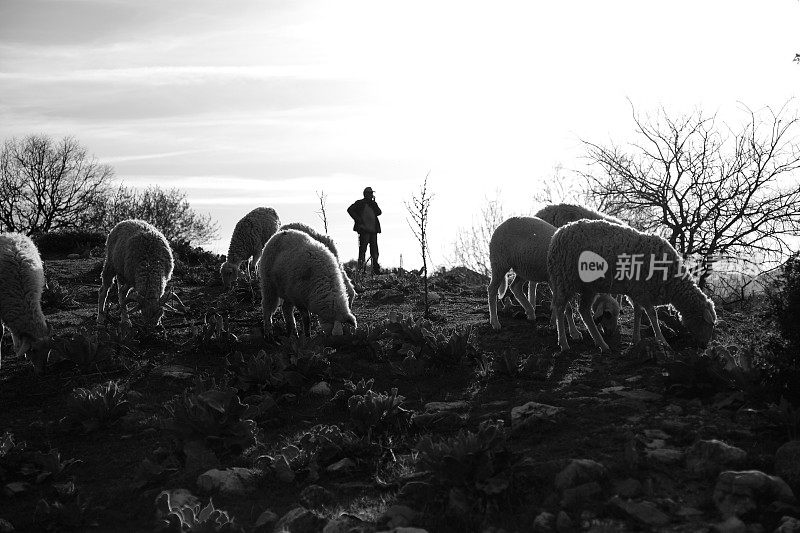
[357,232,379,271]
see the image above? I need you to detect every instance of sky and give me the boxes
[1,0,800,268]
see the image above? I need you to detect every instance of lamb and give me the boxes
[547,219,717,352]
[0,233,50,373]
[487,216,582,339]
[220,207,280,290]
[279,222,356,306]
[258,229,357,338]
[97,219,174,331]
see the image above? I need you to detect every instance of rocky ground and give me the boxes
[0,254,799,533]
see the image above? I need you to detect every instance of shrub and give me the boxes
[33,229,106,257]
[41,279,77,310]
[49,331,111,367]
[170,239,222,265]
[157,492,242,533]
[347,387,411,439]
[770,253,800,352]
[65,381,130,433]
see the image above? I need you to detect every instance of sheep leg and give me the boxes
[281,300,297,337]
[261,283,280,339]
[117,282,133,327]
[97,266,115,325]
[487,268,505,330]
[552,289,571,352]
[578,292,610,353]
[509,277,536,321]
[632,304,643,343]
[642,305,669,346]
[528,282,538,315]
[298,308,311,338]
[565,302,583,340]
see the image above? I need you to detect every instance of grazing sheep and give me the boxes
[535,203,624,228]
[259,229,356,338]
[592,292,621,336]
[97,219,174,331]
[548,219,716,352]
[0,233,50,373]
[488,216,582,339]
[279,222,356,306]
[220,207,280,290]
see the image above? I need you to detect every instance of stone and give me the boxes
[613,478,642,498]
[646,448,685,466]
[532,512,555,532]
[686,440,747,477]
[379,505,417,529]
[713,470,796,518]
[427,291,441,304]
[326,458,356,474]
[610,496,670,526]
[554,459,608,490]
[511,402,565,430]
[309,382,332,396]
[322,514,369,533]
[252,509,278,532]
[665,404,684,416]
[273,454,296,483]
[183,440,220,477]
[776,441,800,488]
[714,516,747,533]
[643,429,670,440]
[775,515,800,532]
[273,507,327,533]
[300,484,335,509]
[152,364,195,379]
[424,401,469,412]
[2,482,29,497]
[555,511,573,532]
[196,467,261,496]
[67,253,80,259]
[447,488,470,518]
[613,389,663,402]
[560,482,603,509]
[155,489,200,520]
[0,519,12,533]
[676,506,704,518]
[397,481,436,506]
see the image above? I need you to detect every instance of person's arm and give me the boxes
[346,201,360,222]
[370,200,382,216]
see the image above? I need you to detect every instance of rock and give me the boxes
[252,509,278,532]
[155,489,200,520]
[609,496,671,526]
[686,440,747,477]
[612,389,663,402]
[775,515,800,532]
[196,467,261,496]
[273,507,327,533]
[427,291,441,304]
[560,481,602,509]
[713,470,796,518]
[397,481,436,506]
[379,505,417,529]
[373,289,405,303]
[555,511,573,532]
[273,454,296,484]
[613,478,642,498]
[424,401,469,412]
[67,253,80,259]
[532,512,555,532]
[300,484,335,509]
[646,448,685,466]
[183,440,220,477]
[554,459,608,490]
[447,488,470,518]
[511,402,565,431]
[326,458,356,474]
[776,441,800,488]
[665,404,684,416]
[152,364,195,379]
[714,516,747,533]
[309,382,332,396]
[643,429,670,440]
[0,519,12,532]
[322,514,368,533]
[2,482,29,497]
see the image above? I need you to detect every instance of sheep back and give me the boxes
[489,217,556,282]
[536,203,624,228]
[0,232,48,342]
[228,207,280,264]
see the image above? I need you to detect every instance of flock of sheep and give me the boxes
[0,202,717,374]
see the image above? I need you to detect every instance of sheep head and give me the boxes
[682,299,717,347]
[12,325,52,375]
[219,261,240,290]
[592,294,620,336]
[124,288,172,330]
[321,312,357,336]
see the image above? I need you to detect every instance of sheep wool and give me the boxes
[221,207,280,289]
[547,219,716,352]
[487,216,582,339]
[535,203,624,228]
[280,222,356,307]
[97,219,174,331]
[259,229,356,337]
[0,232,49,373]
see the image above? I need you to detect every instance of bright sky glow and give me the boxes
[2,0,799,266]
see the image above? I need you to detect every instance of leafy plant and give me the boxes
[160,385,256,454]
[65,381,130,433]
[41,279,77,310]
[49,331,111,367]
[347,387,411,439]
[32,449,82,483]
[426,325,476,367]
[767,397,800,441]
[226,350,303,393]
[704,344,763,395]
[415,421,510,496]
[158,492,243,533]
[34,487,101,531]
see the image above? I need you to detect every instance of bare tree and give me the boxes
[582,102,800,287]
[316,190,329,233]
[451,192,505,277]
[406,172,433,317]
[0,135,114,234]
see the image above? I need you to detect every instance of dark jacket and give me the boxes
[347,198,382,233]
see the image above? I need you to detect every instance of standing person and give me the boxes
[347,186,382,275]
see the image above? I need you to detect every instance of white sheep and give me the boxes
[488,216,583,339]
[258,229,357,338]
[279,222,356,306]
[220,207,280,290]
[97,219,174,331]
[0,232,50,373]
[547,219,717,352]
[535,202,624,227]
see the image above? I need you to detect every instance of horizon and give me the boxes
[2,1,800,268]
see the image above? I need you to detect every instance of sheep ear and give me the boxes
[703,306,716,324]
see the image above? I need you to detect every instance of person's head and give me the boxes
[363,186,374,200]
